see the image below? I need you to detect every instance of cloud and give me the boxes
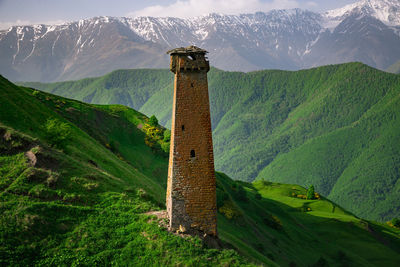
[0,19,66,30]
[306,1,318,8]
[128,0,299,18]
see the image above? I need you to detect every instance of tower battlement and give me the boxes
[166,46,217,236]
[167,46,210,73]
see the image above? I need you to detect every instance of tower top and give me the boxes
[167,45,208,55]
[167,45,209,73]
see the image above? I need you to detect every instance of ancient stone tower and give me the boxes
[166,46,217,236]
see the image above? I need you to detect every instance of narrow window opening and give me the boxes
[182,125,185,131]
[190,150,195,158]
[190,82,194,87]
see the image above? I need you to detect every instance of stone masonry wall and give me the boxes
[166,53,217,236]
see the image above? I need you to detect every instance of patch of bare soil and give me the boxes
[25,150,37,166]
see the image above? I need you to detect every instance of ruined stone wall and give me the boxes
[166,54,217,236]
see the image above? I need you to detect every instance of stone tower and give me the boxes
[166,46,217,236]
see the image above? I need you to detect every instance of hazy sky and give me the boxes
[0,0,359,29]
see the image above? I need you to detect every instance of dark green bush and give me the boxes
[391,218,400,228]
[307,185,315,200]
[148,115,158,127]
[44,118,71,149]
[163,129,171,142]
[234,185,248,202]
[110,140,120,153]
[263,215,282,230]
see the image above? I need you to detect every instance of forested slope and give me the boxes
[21,63,400,221]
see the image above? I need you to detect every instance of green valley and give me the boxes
[2,74,400,266]
[21,63,400,222]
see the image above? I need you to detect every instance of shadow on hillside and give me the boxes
[216,172,400,267]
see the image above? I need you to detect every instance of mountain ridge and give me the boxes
[2,0,400,82]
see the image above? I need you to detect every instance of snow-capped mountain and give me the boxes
[324,0,400,26]
[1,0,400,82]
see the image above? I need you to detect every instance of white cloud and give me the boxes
[128,0,300,18]
[0,19,66,30]
[306,1,318,8]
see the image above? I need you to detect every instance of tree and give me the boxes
[148,115,158,127]
[307,185,315,200]
[44,118,72,149]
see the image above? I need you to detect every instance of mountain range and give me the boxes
[2,0,400,82]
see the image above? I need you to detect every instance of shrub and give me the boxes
[216,189,229,208]
[136,188,154,202]
[46,174,59,188]
[263,215,282,230]
[148,115,158,127]
[82,182,99,191]
[109,140,120,153]
[161,142,170,153]
[307,185,315,200]
[142,123,165,154]
[219,201,241,219]
[391,218,400,228]
[44,118,72,149]
[163,129,171,142]
[261,180,272,186]
[234,185,248,202]
[62,193,81,203]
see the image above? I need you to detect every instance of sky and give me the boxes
[0,0,360,30]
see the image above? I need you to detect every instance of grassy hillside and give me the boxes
[2,75,400,266]
[0,75,251,266]
[21,63,400,222]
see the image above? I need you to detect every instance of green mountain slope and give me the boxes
[21,63,400,222]
[0,75,251,266]
[2,75,400,266]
